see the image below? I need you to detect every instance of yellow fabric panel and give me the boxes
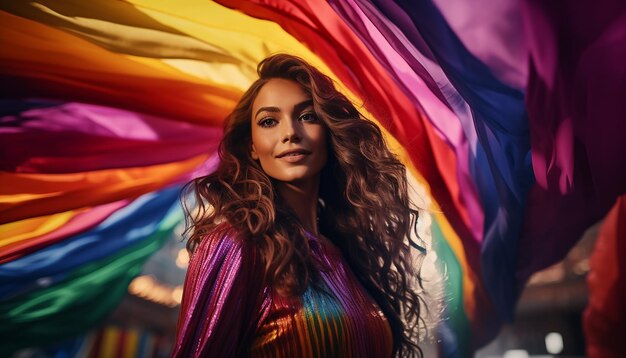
[0,210,81,248]
[0,11,239,125]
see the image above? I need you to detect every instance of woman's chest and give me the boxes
[250,255,393,357]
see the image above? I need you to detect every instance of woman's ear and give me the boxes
[250,143,259,160]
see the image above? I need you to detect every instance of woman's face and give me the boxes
[250,78,327,185]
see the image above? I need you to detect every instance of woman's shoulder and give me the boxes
[190,222,261,268]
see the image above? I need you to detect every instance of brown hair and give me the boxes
[182,54,425,356]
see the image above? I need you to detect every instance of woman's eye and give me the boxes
[259,118,277,127]
[299,112,317,122]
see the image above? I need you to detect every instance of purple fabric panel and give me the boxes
[1,102,221,172]
[353,0,480,156]
[518,1,626,284]
[370,1,533,331]
[333,0,450,110]
[432,0,528,89]
[0,101,217,139]
[330,0,484,241]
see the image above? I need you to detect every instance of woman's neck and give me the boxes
[276,176,320,237]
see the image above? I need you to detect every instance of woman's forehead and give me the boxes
[252,79,311,113]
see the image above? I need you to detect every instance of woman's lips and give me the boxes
[276,149,311,163]
[279,152,309,163]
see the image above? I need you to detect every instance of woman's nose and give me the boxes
[281,119,301,143]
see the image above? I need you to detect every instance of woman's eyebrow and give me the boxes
[293,99,313,114]
[255,99,313,119]
[255,106,280,119]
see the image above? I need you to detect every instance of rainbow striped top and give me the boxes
[172,229,393,357]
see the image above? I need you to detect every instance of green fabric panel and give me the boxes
[0,208,182,355]
[431,218,472,356]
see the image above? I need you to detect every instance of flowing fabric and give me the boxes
[0,187,184,354]
[1,0,625,356]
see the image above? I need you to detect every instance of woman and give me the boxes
[174,54,426,357]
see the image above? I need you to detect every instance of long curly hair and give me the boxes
[182,54,425,357]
